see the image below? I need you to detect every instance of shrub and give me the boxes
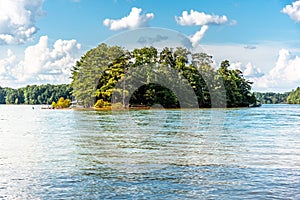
[94,99,111,108]
[52,97,71,108]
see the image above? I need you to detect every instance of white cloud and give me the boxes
[0,0,45,45]
[0,49,18,81]
[23,36,81,75]
[103,7,154,30]
[244,63,264,77]
[193,42,300,92]
[190,25,209,47]
[281,0,300,22]
[251,49,300,91]
[175,10,228,26]
[229,20,237,26]
[23,36,81,79]
[175,10,231,47]
[269,49,300,82]
[0,36,81,87]
[200,43,281,73]
[230,62,264,78]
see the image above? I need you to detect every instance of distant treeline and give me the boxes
[1,83,300,105]
[254,92,290,104]
[0,84,72,105]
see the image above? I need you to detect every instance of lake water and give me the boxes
[0,104,299,199]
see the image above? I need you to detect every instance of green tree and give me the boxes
[218,60,255,107]
[71,45,256,108]
[287,87,300,104]
[0,87,6,104]
[5,88,18,104]
[255,92,289,104]
[71,43,126,107]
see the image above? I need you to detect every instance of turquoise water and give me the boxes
[0,104,299,199]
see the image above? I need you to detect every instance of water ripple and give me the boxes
[0,104,299,199]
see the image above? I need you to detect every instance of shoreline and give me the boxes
[49,106,258,111]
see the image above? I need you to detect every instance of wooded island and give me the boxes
[70,44,256,108]
[1,44,300,108]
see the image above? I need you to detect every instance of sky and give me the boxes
[0,0,300,92]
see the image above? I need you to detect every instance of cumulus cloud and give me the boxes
[0,36,81,87]
[251,49,300,91]
[190,25,209,47]
[175,10,231,47]
[103,7,154,30]
[23,36,81,75]
[244,63,264,77]
[175,10,228,26]
[268,49,300,82]
[230,62,264,78]
[281,0,300,22]
[0,49,18,81]
[0,0,45,45]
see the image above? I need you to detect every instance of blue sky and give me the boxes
[0,0,300,92]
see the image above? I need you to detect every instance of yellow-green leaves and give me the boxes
[52,97,71,109]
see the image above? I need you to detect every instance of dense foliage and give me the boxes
[254,92,290,104]
[71,44,257,108]
[287,87,300,104]
[0,84,72,105]
[94,99,111,108]
[51,97,71,108]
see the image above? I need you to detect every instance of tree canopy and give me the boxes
[0,84,72,105]
[287,87,300,104]
[71,43,257,108]
[255,92,289,104]
[52,97,71,108]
